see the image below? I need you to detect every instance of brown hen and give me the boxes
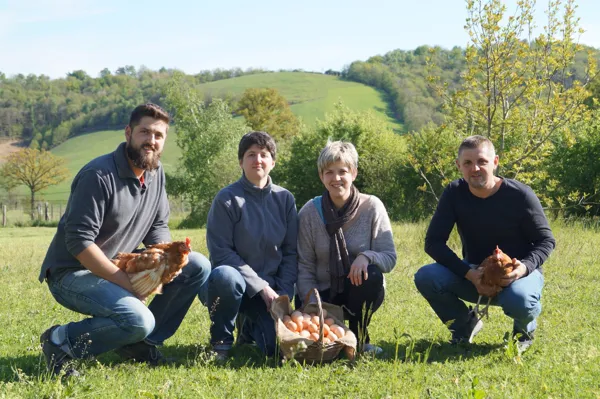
[112,237,192,298]
[472,245,515,320]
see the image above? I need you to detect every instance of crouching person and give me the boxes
[413,135,555,352]
[39,103,211,377]
[296,141,397,355]
[202,131,298,360]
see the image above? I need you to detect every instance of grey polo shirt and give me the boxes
[39,142,171,282]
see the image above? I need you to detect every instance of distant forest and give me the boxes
[1,45,599,149]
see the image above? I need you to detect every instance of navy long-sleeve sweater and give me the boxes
[425,178,556,277]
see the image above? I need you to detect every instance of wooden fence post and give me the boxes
[2,205,6,227]
[45,202,49,221]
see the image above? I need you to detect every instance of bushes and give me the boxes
[276,103,407,219]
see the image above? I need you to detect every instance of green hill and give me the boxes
[201,72,401,130]
[23,73,399,203]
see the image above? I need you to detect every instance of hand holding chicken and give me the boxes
[111,238,192,299]
[470,245,517,320]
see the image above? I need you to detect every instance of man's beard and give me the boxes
[126,142,161,171]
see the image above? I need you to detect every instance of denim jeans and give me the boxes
[46,251,211,358]
[414,262,544,336]
[199,265,277,356]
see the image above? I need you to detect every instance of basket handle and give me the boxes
[303,288,326,344]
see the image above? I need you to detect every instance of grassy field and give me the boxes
[0,221,598,398]
[200,72,401,131]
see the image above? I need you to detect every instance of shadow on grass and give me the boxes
[0,353,47,382]
[374,338,504,364]
[0,342,280,382]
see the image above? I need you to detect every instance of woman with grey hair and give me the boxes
[296,140,396,354]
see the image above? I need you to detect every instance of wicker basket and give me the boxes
[271,288,356,364]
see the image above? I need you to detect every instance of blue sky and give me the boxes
[1,0,599,79]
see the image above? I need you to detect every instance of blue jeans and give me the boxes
[46,252,211,358]
[414,262,544,336]
[199,265,277,356]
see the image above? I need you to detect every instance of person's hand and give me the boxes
[465,269,499,297]
[347,254,370,286]
[499,259,527,287]
[259,285,279,311]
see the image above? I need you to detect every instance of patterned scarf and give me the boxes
[322,185,360,297]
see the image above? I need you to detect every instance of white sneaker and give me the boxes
[362,343,383,355]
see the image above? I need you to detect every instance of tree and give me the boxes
[1,149,69,219]
[164,73,249,227]
[236,88,301,142]
[415,0,595,209]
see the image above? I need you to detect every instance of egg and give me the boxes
[291,311,303,324]
[308,323,319,334]
[302,313,311,320]
[299,330,311,338]
[310,332,319,341]
[330,325,345,338]
[328,331,339,341]
[284,320,298,332]
[311,315,320,325]
[282,315,291,323]
[322,337,331,344]
[302,319,311,330]
[324,318,335,326]
[322,309,328,319]
[322,323,331,337]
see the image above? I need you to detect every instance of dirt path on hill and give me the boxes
[0,139,26,163]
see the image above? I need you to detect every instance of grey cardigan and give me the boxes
[296,193,397,300]
[206,175,298,298]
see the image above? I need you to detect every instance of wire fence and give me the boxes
[0,196,192,227]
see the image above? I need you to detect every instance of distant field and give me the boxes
[3,72,401,204]
[201,72,402,131]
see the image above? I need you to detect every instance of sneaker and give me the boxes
[362,343,383,355]
[514,330,535,354]
[40,325,79,377]
[450,317,484,344]
[209,344,232,363]
[115,341,167,366]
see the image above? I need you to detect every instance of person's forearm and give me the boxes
[75,244,134,292]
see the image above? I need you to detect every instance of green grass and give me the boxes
[201,72,401,131]
[0,221,598,398]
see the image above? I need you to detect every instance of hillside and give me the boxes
[3,72,400,204]
[200,72,401,131]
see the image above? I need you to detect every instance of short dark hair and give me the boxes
[457,135,495,158]
[238,131,277,161]
[128,103,170,129]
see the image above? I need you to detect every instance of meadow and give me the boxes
[0,221,598,398]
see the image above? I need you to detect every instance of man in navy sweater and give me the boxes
[39,104,211,376]
[414,135,555,352]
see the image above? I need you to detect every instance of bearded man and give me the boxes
[38,103,211,377]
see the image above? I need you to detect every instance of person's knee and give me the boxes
[414,264,438,294]
[501,288,542,321]
[364,265,384,287]
[113,299,156,341]
[184,251,212,287]
[209,266,245,292]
